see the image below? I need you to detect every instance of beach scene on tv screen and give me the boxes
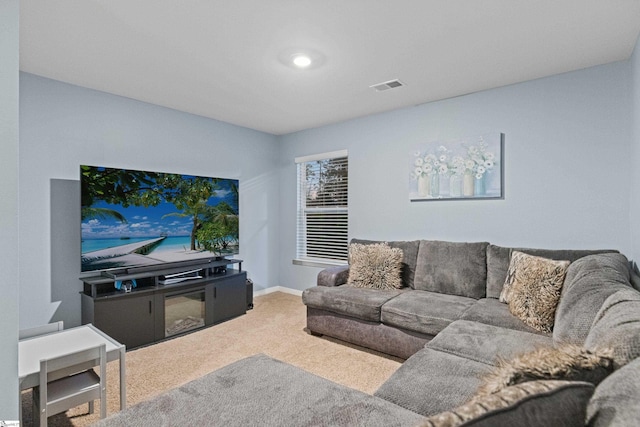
[81,166,239,272]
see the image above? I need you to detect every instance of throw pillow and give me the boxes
[500,251,569,304]
[476,344,614,396]
[501,251,570,332]
[347,243,404,290]
[419,380,594,427]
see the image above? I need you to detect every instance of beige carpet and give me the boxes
[22,292,402,426]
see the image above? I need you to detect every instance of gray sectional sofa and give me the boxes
[302,239,623,359]
[99,239,640,426]
[301,239,640,425]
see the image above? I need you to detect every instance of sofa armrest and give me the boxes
[317,265,350,287]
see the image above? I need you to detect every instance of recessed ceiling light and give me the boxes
[278,48,325,70]
[292,54,312,68]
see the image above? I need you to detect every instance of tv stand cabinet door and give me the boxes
[210,273,247,324]
[93,294,156,349]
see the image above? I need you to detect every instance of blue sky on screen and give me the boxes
[82,178,238,239]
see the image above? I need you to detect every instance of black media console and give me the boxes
[81,258,248,349]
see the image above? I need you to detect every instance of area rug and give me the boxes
[93,354,424,427]
[21,292,402,426]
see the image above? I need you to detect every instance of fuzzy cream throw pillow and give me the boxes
[476,344,614,396]
[501,251,570,332]
[347,243,403,289]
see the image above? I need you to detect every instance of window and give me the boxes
[295,150,348,266]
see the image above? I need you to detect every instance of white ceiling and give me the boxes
[20,1,640,135]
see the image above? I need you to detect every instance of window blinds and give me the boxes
[296,151,348,263]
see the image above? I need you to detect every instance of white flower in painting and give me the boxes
[438,145,447,152]
[414,166,423,176]
[434,160,441,167]
[439,164,448,175]
[414,151,421,157]
[461,139,497,180]
[415,157,424,166]
[425,154,437,163]
[423,164,434,174]
[439,155,447,162]
[452,156,465,167]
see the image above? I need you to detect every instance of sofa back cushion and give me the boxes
[414,241,489,299]
[586,356,640,426]
[585,287,640,369]
[486,245,618,299]
[553,253,631,346]
[351,239,420,289]
[420,380,594,427]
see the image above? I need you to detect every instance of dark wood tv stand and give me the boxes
[81,258,248,349]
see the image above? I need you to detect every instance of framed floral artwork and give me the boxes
[410,133,504,201]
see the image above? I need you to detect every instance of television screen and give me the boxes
[81,165,239,273]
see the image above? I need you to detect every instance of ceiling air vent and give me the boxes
[370,79,405,92]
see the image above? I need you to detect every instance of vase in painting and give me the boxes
[417,175,430,197]
[474,174,486,196]
[430,173,440,198]
[463,173,474,197]
[450,174,463,197]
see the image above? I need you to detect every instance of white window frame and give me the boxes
[293,150,348,268]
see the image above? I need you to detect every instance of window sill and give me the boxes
[292,258,347,269]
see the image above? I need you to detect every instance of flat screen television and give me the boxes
[81,165,239,273]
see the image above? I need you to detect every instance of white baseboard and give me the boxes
[253,286,303,297]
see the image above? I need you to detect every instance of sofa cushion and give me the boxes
[426,320,552,366]
[585,287,640,368]
[413,240,489,298]
[486,245,618,299]
[553,253,631,346]
[381,290,476,336]
[95,353,426,427]
[306,307,432,360]
[459,299,548,335]
[348,243,404,289]
[505,252,570,333]
[420,380,594,427]
[351,239,420,289]
[375,348,493,417]
[586,356,640,427]
[477,344,613,395]
[301,285,402,322]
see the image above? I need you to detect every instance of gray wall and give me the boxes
[278,61,633,291]
[631,34,640,264]
[19,73,281,328]
[0,0,19,419]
